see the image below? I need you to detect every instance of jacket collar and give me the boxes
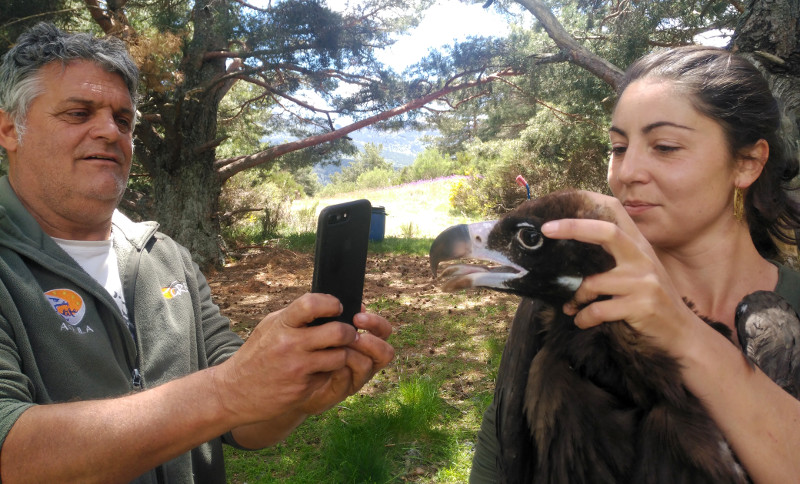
[112,210,159,251]
[0,176,51,249]
[0,175,159,251]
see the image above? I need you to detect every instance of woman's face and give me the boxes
[607,78,738,250]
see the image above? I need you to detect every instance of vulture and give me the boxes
[735,291,800,398]
[430,190,800,484]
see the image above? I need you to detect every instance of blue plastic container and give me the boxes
[369,206,387,242]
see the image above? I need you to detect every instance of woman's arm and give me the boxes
[540,193,800,482]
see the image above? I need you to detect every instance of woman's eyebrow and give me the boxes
[642,121,694,133]
[608,121,694,137]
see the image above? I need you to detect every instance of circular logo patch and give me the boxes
[44,289,86,326]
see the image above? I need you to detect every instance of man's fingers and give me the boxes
[273,293,343,329]
[348,331,395,370]
[353,312,392,340]
[344,348,376,389]
[303,347,351,374]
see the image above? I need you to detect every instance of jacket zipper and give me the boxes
[132,368,143,389]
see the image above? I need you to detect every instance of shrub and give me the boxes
[449,110,610,218]
[356,167,400,189]
[404,147,454,182]
[219,169,306,247]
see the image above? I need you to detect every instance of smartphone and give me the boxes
[310,199,372,325]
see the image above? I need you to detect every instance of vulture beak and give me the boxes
[429,221,527,292]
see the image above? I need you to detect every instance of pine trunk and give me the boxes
[140,0,228,269]
[734,0,800,153]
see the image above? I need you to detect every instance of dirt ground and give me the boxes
[205,246,452,338]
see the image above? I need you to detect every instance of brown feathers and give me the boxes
[430,190,750,483]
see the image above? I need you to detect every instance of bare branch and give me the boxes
[514,0,624,90]
[193,136,229,156]
[232,0,270,12]
[214,68,521,181]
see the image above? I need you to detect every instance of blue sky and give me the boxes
[326,0,514,71]
[375,0,512,70]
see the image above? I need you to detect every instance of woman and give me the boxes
[470,45,800,482]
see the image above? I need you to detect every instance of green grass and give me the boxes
[225,178,479,256]
[294,177,479,239]
[275,234,435,257]
[225,294,508,483]
[225,376,475,483]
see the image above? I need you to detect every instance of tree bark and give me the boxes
[140,0,229,267]
[733,0,800,158]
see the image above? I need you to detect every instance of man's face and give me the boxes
[0,60,135,239]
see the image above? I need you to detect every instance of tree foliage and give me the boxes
[1,0,796,265]
[432,0,796,218]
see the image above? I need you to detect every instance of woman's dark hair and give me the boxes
[617,45,800,258]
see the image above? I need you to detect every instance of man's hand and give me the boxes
[299,308,394,415]
[212,293,394,431]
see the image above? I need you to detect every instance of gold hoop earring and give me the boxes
[733,187,745,222]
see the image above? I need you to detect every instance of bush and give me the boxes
[219,169,306,247]
[356,167,400,189]
[403,147,454,183]
[449,110,610,218]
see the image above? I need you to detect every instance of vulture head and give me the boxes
[430,190,616,305]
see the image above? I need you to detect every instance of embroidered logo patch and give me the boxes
[45,289,86,325]
[161,281,188,299]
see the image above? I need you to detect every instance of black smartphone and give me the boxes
[310,199,372,325]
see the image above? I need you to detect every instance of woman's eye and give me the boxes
[610,146,626,155]
[655,144,679,153]
[516,227,544,250]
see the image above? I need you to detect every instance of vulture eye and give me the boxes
[515,225,544,250]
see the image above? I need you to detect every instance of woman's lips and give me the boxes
[623,201,656,216]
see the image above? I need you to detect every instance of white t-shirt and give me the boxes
[52,236,134,337]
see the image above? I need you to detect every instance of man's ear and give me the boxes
[736,139,769,189]
[0,110,19,154]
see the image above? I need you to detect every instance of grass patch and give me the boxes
[225,377,463,483]
[276,233,435,257]
[294,177,481,239]
[225,291,512,483]
[368,237,434,256]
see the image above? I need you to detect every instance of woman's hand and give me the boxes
[540,191,701,356]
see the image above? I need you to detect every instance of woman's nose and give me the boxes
[612,143,650,185]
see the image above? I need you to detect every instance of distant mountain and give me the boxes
[265,126,437,184]
[346,127,436,167]
[317,127,436,184]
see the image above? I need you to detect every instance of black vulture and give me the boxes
[429,190,751,484]
[735,290,800,399]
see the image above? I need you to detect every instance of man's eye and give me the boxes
[65,110,89,120]
[116,117,132,131]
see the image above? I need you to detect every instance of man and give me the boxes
[0,23,394,482]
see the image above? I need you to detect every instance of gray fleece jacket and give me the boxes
[0,176,244,483]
